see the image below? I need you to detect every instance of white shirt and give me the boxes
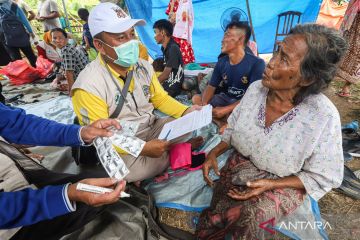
[37,0,61,31]
[222,80,344,201]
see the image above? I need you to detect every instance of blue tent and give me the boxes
[125,0,322,63]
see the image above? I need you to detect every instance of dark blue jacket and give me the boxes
[0,103,81,229]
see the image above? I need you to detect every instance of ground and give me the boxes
[159,77,360,239]
[320,78,360,240]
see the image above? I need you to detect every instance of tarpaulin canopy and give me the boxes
[125,0,322,63]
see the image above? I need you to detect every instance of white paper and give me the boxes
[158,104,213,141]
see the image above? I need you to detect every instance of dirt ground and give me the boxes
[320,78,360,240]
[159,78,360,239]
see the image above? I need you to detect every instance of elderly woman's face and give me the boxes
[262,35,308,91]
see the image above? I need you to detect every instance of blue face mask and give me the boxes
[102,39,139,67]
[68,38,76,46]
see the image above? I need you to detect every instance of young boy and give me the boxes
[77,8,94,51]
[153,19,184,97]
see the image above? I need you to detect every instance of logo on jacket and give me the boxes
[142,85,150,98]
[241,76,248,84]
[115,91,121,105]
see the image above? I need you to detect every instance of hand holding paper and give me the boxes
[159,105,213,141]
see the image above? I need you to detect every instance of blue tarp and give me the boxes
[125,0,322,63]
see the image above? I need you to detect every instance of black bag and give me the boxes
[0,3,30,47]
[125,185,196,240]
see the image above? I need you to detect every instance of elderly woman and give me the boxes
[198,24,347,239]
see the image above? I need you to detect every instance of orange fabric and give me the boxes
[43,31,57,50]
[316,0,348,29]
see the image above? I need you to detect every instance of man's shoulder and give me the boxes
[167,41,181,54]
[244,52,264,63]
[215,55,230,68]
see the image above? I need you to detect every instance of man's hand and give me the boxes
[182,105,202,116]
[36,16,45,21]
[227,179,274,201]
[212,107,229,119]
[80,119,121,144]
[67,178,126,207]
[202,152,220,187]
[141,139,170,158]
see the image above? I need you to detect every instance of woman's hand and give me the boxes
[202,152,220,187]
[227,179,274,201]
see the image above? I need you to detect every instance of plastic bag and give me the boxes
[0,60,39,85]
[0,57,54,85]
[36,56,54,78]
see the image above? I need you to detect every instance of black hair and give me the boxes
[225,21,251,45]
[153,19,173,37]
[77,8,89,22]
[152,58,165,72]
[50,28,67,38]
[289,24,347,104]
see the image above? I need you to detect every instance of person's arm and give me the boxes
[0,103,119,146]
[292,115,344,200]
[157,67,172,83]
[201,85,216,105]
[0,103,79,146]
[22,2,35,21]
[212,100,240,118]
[42,11,59,19]
[202,102,242,186]
[65,70,75,91]
[84,36,91,50]
[44,0,60,19]
[0,178,125,229]
[27,10,35,21]
[15,5,33,34]
[0,185,74,229]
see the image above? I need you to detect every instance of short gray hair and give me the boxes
[289,24,347,105]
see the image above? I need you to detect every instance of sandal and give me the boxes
[337,91,351,97]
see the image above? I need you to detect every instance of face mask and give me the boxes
[101,39,139,67]
[68,39,75,46]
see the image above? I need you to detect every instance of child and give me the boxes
[77,8,94,51]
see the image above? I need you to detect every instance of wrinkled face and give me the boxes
[153,28,165,44]
[51,31,67,49]
[262,34,309,91]
[93,27,136,60]
[221,27,244,54]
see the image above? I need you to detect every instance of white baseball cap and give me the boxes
[88,2,146,37]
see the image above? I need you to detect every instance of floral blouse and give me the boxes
[222,80,344,201]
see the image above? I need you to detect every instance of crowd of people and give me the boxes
[0,0,359,239]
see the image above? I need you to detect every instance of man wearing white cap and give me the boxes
[72,2,203,182]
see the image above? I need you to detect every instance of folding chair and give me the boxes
[273,11,301,53]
